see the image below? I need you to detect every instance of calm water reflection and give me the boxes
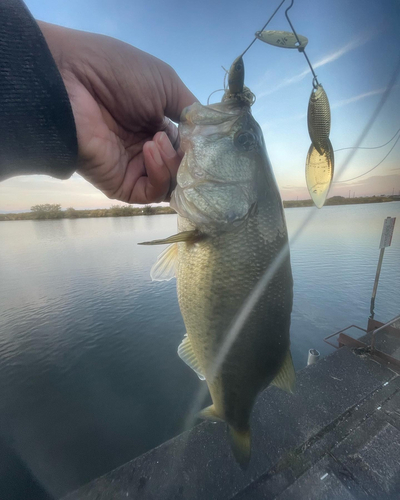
[0,202,399,497]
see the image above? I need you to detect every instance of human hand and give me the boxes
[38,21,196,204]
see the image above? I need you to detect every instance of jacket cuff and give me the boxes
[0,0,78,181]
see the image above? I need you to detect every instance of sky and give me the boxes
[1,0,400,211]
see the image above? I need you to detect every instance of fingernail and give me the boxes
[149,142,163,167]
[158,133,176,159]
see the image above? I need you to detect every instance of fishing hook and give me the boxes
[285,0,320,86]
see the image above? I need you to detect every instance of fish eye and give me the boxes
[234,130,257,151]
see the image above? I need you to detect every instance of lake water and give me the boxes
[0,202,399,498]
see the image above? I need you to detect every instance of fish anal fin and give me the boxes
[198,404,224,423]
[150,244,178,281]
[271,350,296,394]
[138,230,202,245]
[177,334,205,380]
[228,426,251,470]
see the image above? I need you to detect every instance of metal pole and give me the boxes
[370,247,385,319]
[370,216,396,319]
[307,349,320,365]
[370,314,400,351]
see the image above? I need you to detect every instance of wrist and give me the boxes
[36,21,67,72]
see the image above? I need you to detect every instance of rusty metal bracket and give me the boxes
[324,316,400,373]
[370,314,400,351]
[324,325,366,349]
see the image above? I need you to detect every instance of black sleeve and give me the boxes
[0,0,78,181]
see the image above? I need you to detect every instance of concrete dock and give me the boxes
[64,330,400,499]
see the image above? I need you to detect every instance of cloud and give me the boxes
[328,173,400,197]
[0,172,170,212]
[0,174,112,211]
[331,86,399,109]
[278,173,400,200]
[312,36,370,70]
[257,32,376,99]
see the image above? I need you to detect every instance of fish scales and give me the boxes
[177,210,292,427]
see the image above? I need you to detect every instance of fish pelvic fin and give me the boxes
[150,244,178,281]
[197,405,225,422]
[228,426,251,470]
[271,350,296,394]
[198,404,224,423]
[178,334,205,380]
[138,230,202,245]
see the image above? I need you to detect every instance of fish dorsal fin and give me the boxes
[178,334,205,380]
[198,404,224,422]
[138,230,201,245]
[150,244,178,281]
[271,350,296,394]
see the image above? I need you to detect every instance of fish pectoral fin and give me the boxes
[271,350,296,394]
[150,244,178,281]
[138,230,201,245]
[177,334,206,380]
[228,426,251,470]
[198,404,224,423]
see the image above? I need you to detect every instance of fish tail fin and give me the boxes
[228,425,251,470]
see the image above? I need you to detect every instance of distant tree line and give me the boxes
[0,204,176,221]
[284,195,398,209]
[0,195,398,221]
[31,203,63,219]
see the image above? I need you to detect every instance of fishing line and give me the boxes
[334,54,400,181]
[184,53,400,431]
[241,0,287,58]
[335,132,400,183]
[285,0,319,87]
[334,127,400,152]
[207,89,225,105]
[207,69,229,104]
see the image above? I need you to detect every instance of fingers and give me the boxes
[130,132,181,204]
[163,67,198,123]
[155,132,182,199]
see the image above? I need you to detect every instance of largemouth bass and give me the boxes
[141,58,294,468]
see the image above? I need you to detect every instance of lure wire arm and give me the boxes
[285,0,320,87]
[241,0,287,58]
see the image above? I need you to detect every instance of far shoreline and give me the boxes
[0,195,399,221]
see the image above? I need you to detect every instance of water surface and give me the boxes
[0,202,399,497]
